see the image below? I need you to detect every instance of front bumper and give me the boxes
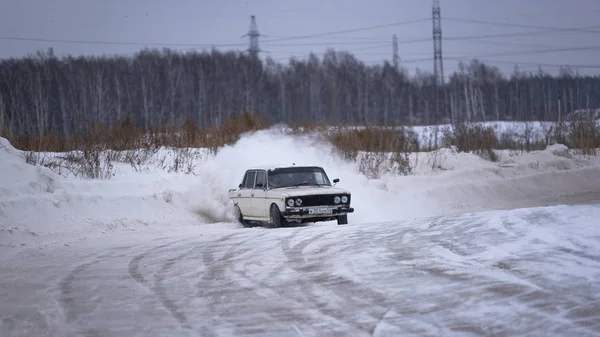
[283,206,354,217]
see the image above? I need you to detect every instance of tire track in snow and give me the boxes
[198,233,243,289]
[229,257,361,335]
[58,246,135,334]
[195,231,258,300]
[128,237,191,288]
[279,229,395,335]
[381,214,600,336]
[223,227,388,335]
[127,237,197,330]
[193,231,277,336]
[151,246,199,329]
[59,258,103,324]
[220,230,340,335]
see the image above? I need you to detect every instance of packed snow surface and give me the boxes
[1,127,600,336]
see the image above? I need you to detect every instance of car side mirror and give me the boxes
[333,178,340,184]
[238,183,242,188]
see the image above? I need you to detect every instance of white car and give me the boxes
[228,164,354,228]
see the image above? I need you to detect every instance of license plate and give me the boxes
[308,208,333,215]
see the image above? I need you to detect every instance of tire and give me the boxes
[337,214,348,225]
[234,205,249,227]
[268,204,285,228]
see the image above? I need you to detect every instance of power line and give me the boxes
[448,39,579,50]
[261,35,394,41]
[263,38,427,47]
[261,37,430,49]
[444,25,600,41]
[443,17,600,33]
[280,23,600,45]
[401,57,434,64]
[275,53,600,70]
[0,35,247,48]
[282,23,600,49]
[471,45,600,58]
[445,57,600,69]
[2,15,600,76]
[0,18,428,48]
[249,18,600,44]
[347,43,390,51]
[259,18,430,43]
[260,41,391,46]
[271,47,600,59]
[267,43,392,61]
[3,22,599,50]
[0,34,394,48]
[264,16,600,43]
[269,43,390,61]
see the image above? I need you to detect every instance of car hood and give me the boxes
[270,186,349,197]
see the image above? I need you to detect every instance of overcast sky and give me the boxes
[1,0,599,77]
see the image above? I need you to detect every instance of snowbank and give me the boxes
[0,138,238,261]
[2,128,600,261]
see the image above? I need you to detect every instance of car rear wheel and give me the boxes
[268,204,285,228]
[234,205,249,227]
[337,214,348,225]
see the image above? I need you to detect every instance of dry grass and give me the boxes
[441,121,500,162]
[496,124,549,153]
[328,125,420,159]
[5,110,271,153]
[3,110,271,179]
[2,110,599,179]
[556,113,600,155]
[287,120,331,135]
[327,124,421,178]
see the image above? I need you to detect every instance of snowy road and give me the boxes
[2,203,600,337]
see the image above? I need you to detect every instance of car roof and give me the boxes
[245,164,325,171]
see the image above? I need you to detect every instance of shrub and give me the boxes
[442,121,499,161]
[6,110,272,179]
[560,113,600,155]
[328,125,420,178]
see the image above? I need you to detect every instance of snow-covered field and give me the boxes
[2,127,600,336]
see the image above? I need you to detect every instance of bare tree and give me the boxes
[0,47,599,141]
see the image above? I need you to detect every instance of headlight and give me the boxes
[341,195,348,203]
[295,198,303,206]
[334,196,341,204]
[287,199,295,207]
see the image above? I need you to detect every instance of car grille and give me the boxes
[295,194,350,207]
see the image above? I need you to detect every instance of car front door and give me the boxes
[250,170,267,219]
[236,170,256,217]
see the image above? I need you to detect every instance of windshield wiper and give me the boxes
[292,182,321,187]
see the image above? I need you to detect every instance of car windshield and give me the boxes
[267,166,331,189]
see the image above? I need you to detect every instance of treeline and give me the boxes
[0,47,599,138]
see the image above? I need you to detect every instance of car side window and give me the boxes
[240,172,248,188]
[254,170,266,188]
[244,170,256,189]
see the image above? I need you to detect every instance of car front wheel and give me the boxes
[268,204,285,228]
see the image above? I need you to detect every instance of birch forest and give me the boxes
[0,47,599,138]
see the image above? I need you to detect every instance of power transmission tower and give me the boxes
[392,34,399,70]
[243,15,261,57]
[432,0,444,86]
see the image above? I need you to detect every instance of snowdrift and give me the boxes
[2,127,600,261]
